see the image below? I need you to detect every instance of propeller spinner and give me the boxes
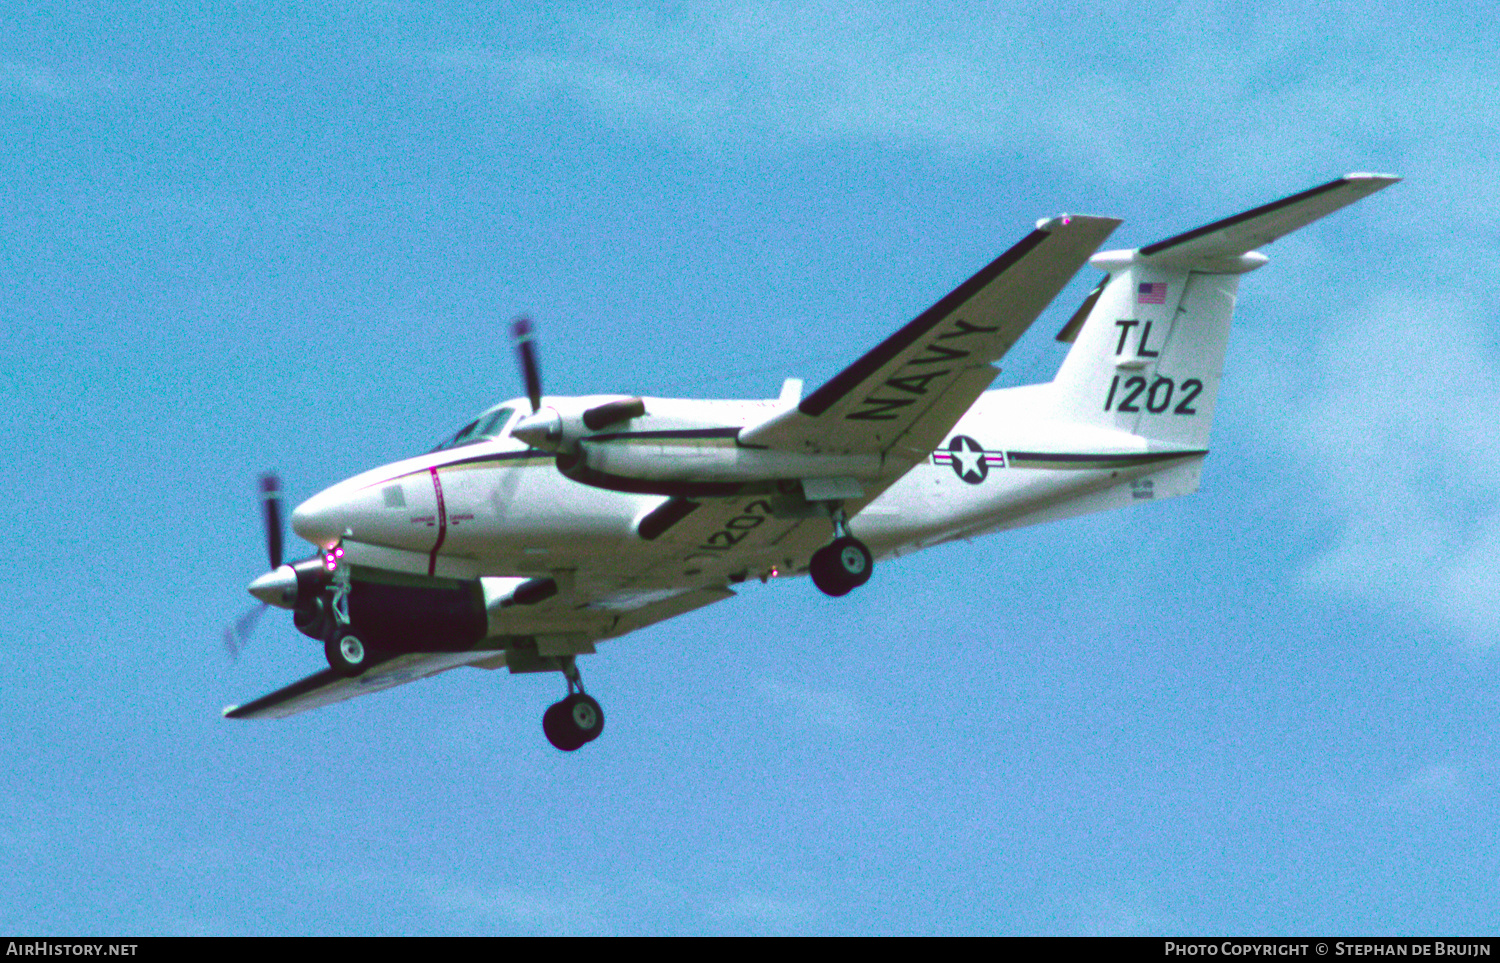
[509,316,646,448]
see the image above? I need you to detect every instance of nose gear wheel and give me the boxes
[325,632,368,677]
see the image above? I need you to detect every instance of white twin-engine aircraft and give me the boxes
[227,174,1397,750]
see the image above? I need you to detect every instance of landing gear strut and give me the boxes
[809,506,874,598]
[322,563,369,677]
[542,657,605,752]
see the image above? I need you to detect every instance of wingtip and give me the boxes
[1344,172,1403,186]
[1035,213,1124,232]
[222,704,241,718]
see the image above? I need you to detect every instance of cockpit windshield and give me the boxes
[431,406,516,452]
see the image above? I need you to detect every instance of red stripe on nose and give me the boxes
[428,467,447,576]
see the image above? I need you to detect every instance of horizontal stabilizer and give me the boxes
[1048,172,1399,448]
[1137,173,1400,264]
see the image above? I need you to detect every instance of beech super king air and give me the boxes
[226,174,1398,751]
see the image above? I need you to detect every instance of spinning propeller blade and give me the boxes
[513,316,543,414]
[261,473,283,570]
[227,472,287,661]
[223,603,266,661]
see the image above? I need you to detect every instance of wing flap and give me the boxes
[599,586,737,638]
[741,214,1120,455]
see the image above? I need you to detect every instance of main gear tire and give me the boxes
[543,693,605,751]
[809,536,874,597]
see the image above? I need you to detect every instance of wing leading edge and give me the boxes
[740,214,1121,458]
[224,587,739,720]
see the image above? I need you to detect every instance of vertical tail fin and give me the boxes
[1050,260,1241,448]
[1046,174,1399,449]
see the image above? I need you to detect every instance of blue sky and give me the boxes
[3,1,1498,935]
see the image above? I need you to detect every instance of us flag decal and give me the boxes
[1137,282,1167,305]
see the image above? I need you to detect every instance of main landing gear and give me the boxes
[543,657,605,752]
[809,506,874,598]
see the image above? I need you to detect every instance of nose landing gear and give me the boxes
[543,657,605,752]
[325,631,368,677]
[320,563,370,677]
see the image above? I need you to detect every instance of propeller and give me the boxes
[513,315,543,414]
[510,316,646,449]
[262,473,283,569]
[224,472,286,661]
[222,603,265,662]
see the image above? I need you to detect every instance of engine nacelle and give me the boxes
[303,572,564,650]
[559,437,883,496]
[343,577,489,654]
[512,397,648,452]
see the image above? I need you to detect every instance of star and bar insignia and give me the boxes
[931,435,1007,484]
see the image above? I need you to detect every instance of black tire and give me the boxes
[809,544,852,597]
[325,632,368,678]
[809,537,873,597]
[542,701,581,751]
[542,693,605,751]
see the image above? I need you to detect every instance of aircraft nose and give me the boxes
[291,485,350,549]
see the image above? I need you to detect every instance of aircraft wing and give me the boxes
[224,585,741,720]
[223,650,504,720]
[740,214,1120,458]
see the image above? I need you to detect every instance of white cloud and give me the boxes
[428,2,1500,644]
[428,1,1497,195]
[1,59,116,100]
[707,890,816,927]
[417,876,612,934]
[416,872,819,934]
[1277,292,1500,644]
[1076,889,1180,936]
[755,678,869,732]
[433,5,1135,165]
[1379,764,1473,811]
